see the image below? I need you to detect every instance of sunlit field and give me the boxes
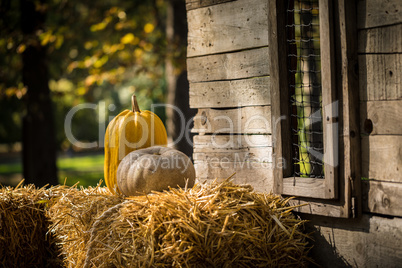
[0,153,105,188]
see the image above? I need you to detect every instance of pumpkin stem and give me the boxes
[132,95,141,113]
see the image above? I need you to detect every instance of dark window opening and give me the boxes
[286,0,324,178]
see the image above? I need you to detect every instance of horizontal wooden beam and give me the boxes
[360,100,402,135]
[194,161,273,192]
[187,0,268,56]
[193,134,272,148]
[187,47,270,83]
[357,0,402,29]
[189,77,270,108]
[362,180,402,217]
[358,24,402,54]
[361,135,402,183]
[359,53,401,101]
[185,0,235,11]
[193,106,271,134]
[282,177,327,199]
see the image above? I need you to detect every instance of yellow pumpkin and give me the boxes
[104,95,167,194]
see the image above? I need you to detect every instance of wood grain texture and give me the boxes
[187,0,268,57]
[282,177,327,199]
[358,23,402,53]
[303,214,402,267]
[268,0,293,195]
[193,106,271,134]
[357,0,402,29]
[287,199,343,217]
[194,161,273,192]
[320,0,337,199]
[193,134,272,162]
[337,0,361,217]
[187,47,270,82]
[362,180,402,217]
[186,0,234,11]
[360,100,402,135]
[359,54,401,101]
[189,77,270,108]
[193,134,272,148]
[361,136,402,183]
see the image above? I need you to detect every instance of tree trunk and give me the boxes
[21,0,58,186]
[165,0,196,157]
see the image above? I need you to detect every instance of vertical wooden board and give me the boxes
[357,0,402,29]
[303,214,402,267]
[362,180,402,217]
[189,77,271,108]
[359,54,401,101]
[187,0,268,57]
[193,106,271,134]
[187,47,270,83]
[194,161,273,192]
[361,136,402,182]
[358,24,402,54]
[360,100,402,135]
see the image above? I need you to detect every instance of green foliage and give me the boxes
[0,0,170,149]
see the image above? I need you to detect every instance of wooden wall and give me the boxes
[187,0,273,191]
[357,0,402,218]
[302,0,402,266]
[186,0,402,266]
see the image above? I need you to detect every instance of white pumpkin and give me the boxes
[116,146,196,196]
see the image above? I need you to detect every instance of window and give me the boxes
[268,0,360,217]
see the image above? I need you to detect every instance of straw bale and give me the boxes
[0,183,63,268]
[1,179,313,267]
[78,180,312,267]
[47,185,124,267]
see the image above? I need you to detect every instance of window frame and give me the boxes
[268,0,361,217]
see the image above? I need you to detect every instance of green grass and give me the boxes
[0,153,105,188]
[58,154,105,187]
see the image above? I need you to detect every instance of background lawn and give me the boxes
[0,153,105,188]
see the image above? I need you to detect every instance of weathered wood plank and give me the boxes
[282,178,327,199]
[187,0,268,57]
[320,0,337,199]
[193,106,271,134]
[194,161,273,192]
[360,100,402,135]
[193,147,272,163]
[338,0,362,217]
[361,136,402,183]
[357,0,402,29]
[187,47,269,83]
[287,199,343,217]
[303,214,402,267]
[268,0,294,196]
[358,24,402,53]
[193,134,272,162]
[193,134,272,148]
[186,0,234,11]
[359,54,401,101]
[362,180,402,217]
[189,77,270,108]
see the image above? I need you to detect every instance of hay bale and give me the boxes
[1,179,313,267]
[0,183,62,267]
[47,185,124,267]
[75,180,312,267]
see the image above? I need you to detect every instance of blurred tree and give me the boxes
[165,0,195,157]
[21,0,58,186]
